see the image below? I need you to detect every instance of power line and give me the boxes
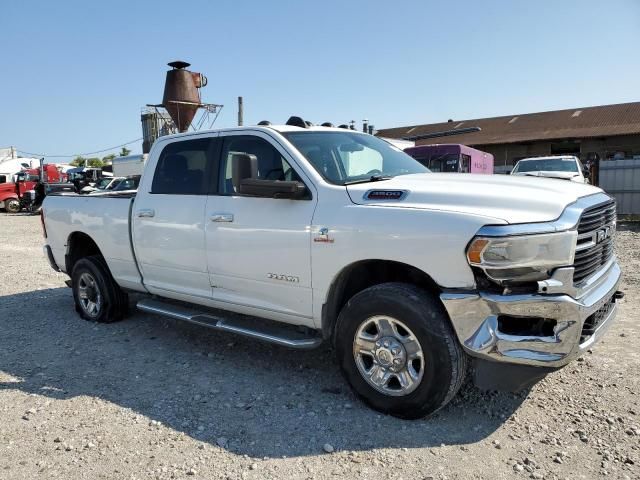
[18,137,143,158]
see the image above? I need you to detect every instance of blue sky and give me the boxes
[2,0,639,160]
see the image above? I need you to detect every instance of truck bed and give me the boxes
[43,193,143,291]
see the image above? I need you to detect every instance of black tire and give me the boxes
[71,255,129,323]
[4,198,21,213]
[335,282,467,419]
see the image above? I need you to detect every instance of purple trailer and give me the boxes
[404,144,494,174]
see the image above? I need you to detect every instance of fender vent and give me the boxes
[365,190,408,201]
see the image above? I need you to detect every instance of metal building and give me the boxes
[377,102,640,174]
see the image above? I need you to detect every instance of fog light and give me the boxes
[497,316,557,337]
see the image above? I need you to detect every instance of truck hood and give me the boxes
[512,171,582,181]
[0,182,17,195]
[346,173,603,224]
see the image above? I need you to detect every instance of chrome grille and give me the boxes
[573,200,616,285]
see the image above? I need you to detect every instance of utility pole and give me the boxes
[238,96,244,126]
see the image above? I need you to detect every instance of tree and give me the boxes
[119,147,131,157]
[70,156,86,167]
[86,158,104,168]
[102,154,116,164]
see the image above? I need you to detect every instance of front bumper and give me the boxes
[440,260,622,369]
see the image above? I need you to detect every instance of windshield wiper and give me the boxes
[344,174,394,185]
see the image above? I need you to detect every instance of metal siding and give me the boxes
[599,159,640,215]
[378,102,640,146]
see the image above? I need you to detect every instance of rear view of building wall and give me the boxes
[599,159,640,215]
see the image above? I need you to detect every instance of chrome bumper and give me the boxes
[440,261,622,368]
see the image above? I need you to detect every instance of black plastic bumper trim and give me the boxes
[44,245,61,272]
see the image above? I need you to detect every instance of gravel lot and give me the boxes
[0,214,638,480]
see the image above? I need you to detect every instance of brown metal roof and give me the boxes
[376,101,640,146]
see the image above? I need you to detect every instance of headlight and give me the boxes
[467,231,577,283]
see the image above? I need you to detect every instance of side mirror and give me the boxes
[239,178,308,199]
[232,152,308,199]
[232,153,258,191]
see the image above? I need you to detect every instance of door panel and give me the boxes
[134,195,209,297]
[205,133,316,320]
[206,195,314,317]
[132,135,218,298]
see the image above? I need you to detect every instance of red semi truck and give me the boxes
[0,164,65,213]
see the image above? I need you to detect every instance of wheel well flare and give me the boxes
[322,260,440,339]
[65,232,102,273]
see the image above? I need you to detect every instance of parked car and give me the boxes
[68,167,109,192]
[404,144,494,174]
[82,176,123,194]
[111,175,140,192]
[511,155,589,182]
[41,120,622,419]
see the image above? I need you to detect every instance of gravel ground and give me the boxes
[0,213,638,480]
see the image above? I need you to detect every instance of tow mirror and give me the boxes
[232,153,308,199]
[231,153,258,191]
[239,178,308,199]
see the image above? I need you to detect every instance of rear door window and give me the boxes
[151,138,219,194]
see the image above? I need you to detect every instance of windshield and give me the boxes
[514,158,578,173]
[96,178,113,189]
[106,178,124,190]
[428,154,460,172]
[283,131,429,185]
[112,176,140,191]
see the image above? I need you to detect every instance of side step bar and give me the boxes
[137,298,322,350]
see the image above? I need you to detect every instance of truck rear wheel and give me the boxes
[335,283,467,419]
[4,198,21,213]
[71,255,129,323]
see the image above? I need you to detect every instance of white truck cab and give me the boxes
[41,118,622,418]
[511,155,589,183]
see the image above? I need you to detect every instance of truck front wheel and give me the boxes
[71,256,129,323]
[4,198,21,213]
[335,283,467,419]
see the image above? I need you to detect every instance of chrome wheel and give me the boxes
[353,316,424,396]
[77,272,102,317]
[5,198,20,213]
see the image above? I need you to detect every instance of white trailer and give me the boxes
[0,147,40,183]
[112,154,147,177]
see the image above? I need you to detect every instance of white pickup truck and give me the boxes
[42,119,623,419]
[511,155,589,183]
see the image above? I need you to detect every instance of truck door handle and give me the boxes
[137,209,155,218]
[210,213,234,222]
